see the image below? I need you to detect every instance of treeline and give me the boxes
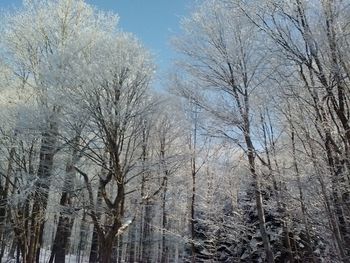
[0,0,350,263]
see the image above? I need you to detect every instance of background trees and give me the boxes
[173,0,350,262]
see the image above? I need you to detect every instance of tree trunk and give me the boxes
[142,201,153,263]
[89,182,104,263]
[127,222,136,263]
[161,181,168,263]
[291,127,316,262]
[98,238,113,263]
[0,146,15,261]
[190,163,196,263]
[89,227,99,263]
[117,235,124,263]
[245,133,274,263]
[49,136,80,263]
[77,210,88,263]
[29,119,58,263]
[49,216,74,263]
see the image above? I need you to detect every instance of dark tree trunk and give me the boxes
[98,239,113,263]
[49,136,80,263]
[0,146,15,261]
[89,227,99,263]
[49,216,74,263]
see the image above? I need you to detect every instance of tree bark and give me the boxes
[0,146,15,261]
[141,200,153,263]
[49,135,80,263]
[29,119,58,263]
[245,130,274,263]
[89,185,103,263]
[161,181,168,263]
[98,238,113,263]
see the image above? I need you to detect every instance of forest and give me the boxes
[0,0,350,262]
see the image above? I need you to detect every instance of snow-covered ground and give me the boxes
[2,249,90,263]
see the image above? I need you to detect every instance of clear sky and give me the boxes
[0,0,192,88]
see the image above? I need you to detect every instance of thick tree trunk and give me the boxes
[49,216,74,263]
[29,119,58,263]
[98,238,113,263]
[49,136,80,263]
[96,180,124,263]
[89,227,99,263]
[97,220,123,263]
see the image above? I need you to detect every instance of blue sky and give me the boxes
[0,0,192,87]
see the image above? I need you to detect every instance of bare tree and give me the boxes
[173,1,275,261]
[70,32,156,263]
